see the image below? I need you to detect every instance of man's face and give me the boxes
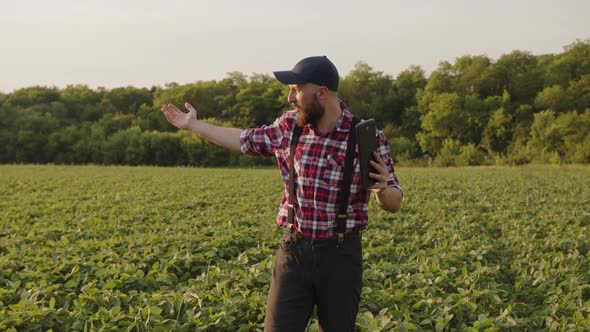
[288,84,325,127]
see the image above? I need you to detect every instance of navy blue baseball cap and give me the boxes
[273,56,339,92]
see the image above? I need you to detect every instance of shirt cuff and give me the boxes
[392,184,404,198]
[239,129,251,154]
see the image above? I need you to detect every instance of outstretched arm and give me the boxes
[161,102,243,152]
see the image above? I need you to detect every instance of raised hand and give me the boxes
[160,102,198,130]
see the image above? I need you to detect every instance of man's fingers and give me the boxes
[368,174,387,191]
[162,104,186,118]
[370,152,389,188]
[185,102,196,111]
[185,102,198,119]
[160,104,184,126]
[161,105,175,119]
[161,104,174,113]
[372,152,386,167]
[369,172,387,181]
[168,103,181,111]
[370,160,387,174]
[162,110,176,124]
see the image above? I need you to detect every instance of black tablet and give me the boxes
[356,118,377,190]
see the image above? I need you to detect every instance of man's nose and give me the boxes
[288,89,297,102]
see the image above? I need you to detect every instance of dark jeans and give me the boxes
[264,228,363,332]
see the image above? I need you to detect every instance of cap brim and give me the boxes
[273,71,306,85]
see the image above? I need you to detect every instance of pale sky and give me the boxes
[1,0,589,93]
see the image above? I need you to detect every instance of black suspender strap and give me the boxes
[335,117,360,241]
[287,125,303,226]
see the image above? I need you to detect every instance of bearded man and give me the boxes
[161,56,403,332]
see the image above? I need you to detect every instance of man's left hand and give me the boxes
[368,152,389,194]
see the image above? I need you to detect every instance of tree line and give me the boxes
[1,40,589,167]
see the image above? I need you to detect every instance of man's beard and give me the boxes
[294,95,325,127]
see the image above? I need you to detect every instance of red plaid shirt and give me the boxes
[240,101,401,239]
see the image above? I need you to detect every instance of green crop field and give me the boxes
[0,165,589,331]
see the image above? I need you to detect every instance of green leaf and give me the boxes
[103,280,118,290]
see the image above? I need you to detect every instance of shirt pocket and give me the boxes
[321,152,346,187]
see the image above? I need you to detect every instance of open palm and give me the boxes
[160,102,198,130]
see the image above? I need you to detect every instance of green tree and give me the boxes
[134,104,171,132]
[59,85,104,122]
[102,129,128,164]
[13,107,58,162]
[124,127,151,165]
[339,61,400,125]
[544,39,590,87]
[488,50,543,104]
[557,110,590,162]
[102,86,153,114]
[462,94,500,145]
[0,105,16,162]
[395,66,427,139]
[566,74,590,112]
[424,61,453,94]
[229,74,289,128]
[72,123,105,163]
[154,79,237,122]
[146,131,186,166]
[4,86,60,108]
[96,113,135,137]
[47,125,84,163]
[2,42,590,167]
[457,143,485,166]
[481,107,513,154]
[528,110,561,162]
[395,66,427,109]
[433,138,462,167]
[417,92,466,154]
[534,85,568,113]
[450,55,494,97]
